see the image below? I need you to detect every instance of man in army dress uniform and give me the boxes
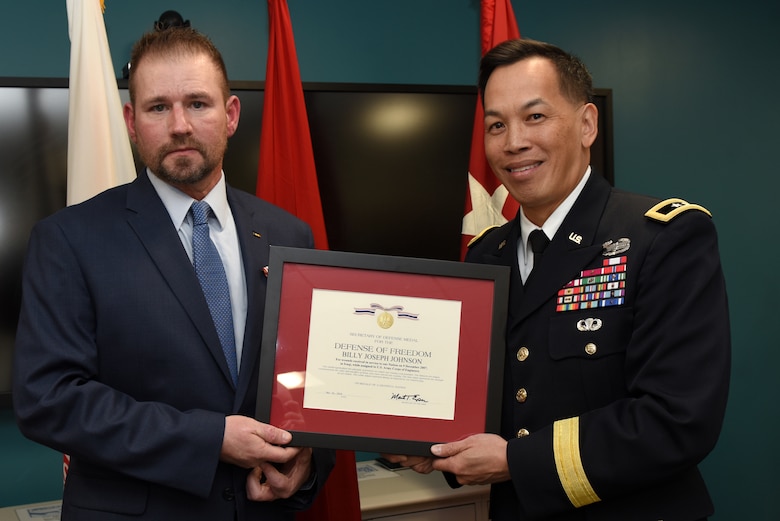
[386,39,730,521]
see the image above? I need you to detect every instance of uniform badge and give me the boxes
[645,198,712,223]
[602,238,630,256]
[577,318,603,331]
[556,256,627,312]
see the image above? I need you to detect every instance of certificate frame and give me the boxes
[256,246,509,456]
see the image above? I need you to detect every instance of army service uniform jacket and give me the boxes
[465,174,730,521]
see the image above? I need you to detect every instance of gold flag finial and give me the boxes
[100,0,106,13]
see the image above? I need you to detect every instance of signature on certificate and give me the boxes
[390,393,428,403]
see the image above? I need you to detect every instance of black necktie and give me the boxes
[528,229,550,271]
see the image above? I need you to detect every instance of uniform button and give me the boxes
[516,428,530,438]
[585,343,597,355]
[515,388,528,403]
[222,487,235,501]
[516,347,530,362]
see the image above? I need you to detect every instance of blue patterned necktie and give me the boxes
[190,200,238,385]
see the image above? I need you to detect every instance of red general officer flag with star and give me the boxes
[460,0,521,258]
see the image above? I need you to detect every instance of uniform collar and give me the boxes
[520,166,591,258]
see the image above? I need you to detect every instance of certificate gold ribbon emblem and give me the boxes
[353,303,419,330]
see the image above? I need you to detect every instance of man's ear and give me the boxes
[123,102,137,143]
[580,102,598,149]
[225,95,241,138]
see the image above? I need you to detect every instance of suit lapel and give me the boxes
[468,220,527,322]
[125,174,236,388]
[515,175,613,322]
[228,187,271,402]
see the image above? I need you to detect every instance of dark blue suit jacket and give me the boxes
[13,172,334,520]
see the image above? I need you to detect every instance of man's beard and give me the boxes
[143,137,226,186]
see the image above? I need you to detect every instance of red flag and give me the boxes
[460,0,521,259]
[297,451,362,521]
[259,2,359,520]
[258,0,329,250]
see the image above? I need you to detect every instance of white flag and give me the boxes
[66,0,135,206]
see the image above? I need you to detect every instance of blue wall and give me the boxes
[1,1,778,519]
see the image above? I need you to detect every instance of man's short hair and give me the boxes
[479,38,594,106]
[127,28,230,104]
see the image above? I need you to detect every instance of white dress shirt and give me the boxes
[517,167,592,283]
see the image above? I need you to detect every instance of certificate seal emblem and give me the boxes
[377,311,394,329]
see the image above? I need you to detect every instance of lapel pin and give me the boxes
[569,232,583,245]
[253,231,262,238]
[498,239,506,250]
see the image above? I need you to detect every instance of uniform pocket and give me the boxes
[548,307,634,405]
[549,307,633,361]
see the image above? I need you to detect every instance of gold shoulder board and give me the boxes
[467,225,500,248]
[644,198,712,223]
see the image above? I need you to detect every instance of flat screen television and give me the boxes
[0,78,613,407]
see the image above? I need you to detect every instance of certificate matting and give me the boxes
[256,246,509,456]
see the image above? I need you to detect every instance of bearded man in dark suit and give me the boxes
[14,27,334,520]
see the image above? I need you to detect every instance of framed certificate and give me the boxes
[256,246,510,456]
